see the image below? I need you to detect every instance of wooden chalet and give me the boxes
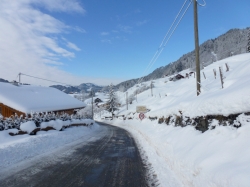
[0,82,86,118]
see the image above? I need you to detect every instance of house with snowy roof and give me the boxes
[0,82,86,118]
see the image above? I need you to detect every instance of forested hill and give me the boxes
[115,27,249,92]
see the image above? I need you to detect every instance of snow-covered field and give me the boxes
[114,53,250,118]
[98,53,250,187]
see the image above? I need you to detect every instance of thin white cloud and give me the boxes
[101,39,112,44]
[33,0,85,13]
[117,24,133,33]
[67,42,81,51]
[73,26,87,33]
[100,32,109,36]
[136,19,149,26]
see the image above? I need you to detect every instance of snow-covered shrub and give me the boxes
[20,121,37,134]
[78,105,93,119]
[234,113,250,128]
[0,112,86,131]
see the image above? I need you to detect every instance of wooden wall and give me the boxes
[0,103,25,118]
[0,103,82,118]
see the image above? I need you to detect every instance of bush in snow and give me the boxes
[20,121,37,134]
[78,105,93,119]
[0,111,87,131]
[233,113,250,128]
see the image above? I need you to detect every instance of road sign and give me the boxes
[139,113,145,120]
[136,106,147,113]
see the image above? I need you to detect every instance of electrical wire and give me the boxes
[147,1,192,75]
[20,73,72,86]
[137,0,192,85]
[137,0,189,84]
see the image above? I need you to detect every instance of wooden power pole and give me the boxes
[91,90,94,119]
[248,27,250,52]
[151,81,153,96]
[193,0,201,96]
[19,73,21,84]
[126,92,128,110]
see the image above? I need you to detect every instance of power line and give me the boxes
[138,0,189,84]
[148,1,192,72]
[20,73,73,86]
[137,0,192,85]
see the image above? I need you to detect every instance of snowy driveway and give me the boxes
[0,122,149,187]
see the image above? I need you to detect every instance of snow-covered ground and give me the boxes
[0,122,105,172]
[114,53,250,118]
[102,118,250,187]
[98,53,250,187]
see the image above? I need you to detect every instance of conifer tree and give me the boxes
[106,83,119,119]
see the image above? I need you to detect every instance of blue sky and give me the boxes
[0,0,249,86]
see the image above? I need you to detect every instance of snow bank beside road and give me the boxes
[0,122,104,170]
[106,118,250,187]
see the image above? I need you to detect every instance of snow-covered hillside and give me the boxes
[99,53,250,187]
[116,53,250,118]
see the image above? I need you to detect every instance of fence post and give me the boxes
[151,81,153,96]
[213,69,216,79]
[225,63,229,72]
[219,67,224,89]
[203,72,206,79]
[126,92,128,110]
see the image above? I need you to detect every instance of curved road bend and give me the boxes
[0,122,149,187]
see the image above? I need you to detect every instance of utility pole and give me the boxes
[19,73,21,84]
[151,81,153,96]
[91,90,94,119]
[247,27,250,52]
[193,0,201,96]
[126,92,128,110]
[136,90,137,102]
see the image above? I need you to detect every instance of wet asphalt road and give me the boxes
[0,122,149,187]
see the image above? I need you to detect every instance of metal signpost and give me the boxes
[139,113,145,120]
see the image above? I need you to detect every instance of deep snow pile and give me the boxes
[105,118,250,187]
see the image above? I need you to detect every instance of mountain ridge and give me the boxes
[114,27,249,91]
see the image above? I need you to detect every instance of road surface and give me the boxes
[0,122,150,187]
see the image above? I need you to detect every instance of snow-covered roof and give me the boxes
[0,83,86,113]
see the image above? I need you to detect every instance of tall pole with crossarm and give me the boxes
[193,0,201,96]
[247,27,250,53]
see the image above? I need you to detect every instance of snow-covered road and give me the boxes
[0,122,150,187]
[0,123,106,178]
